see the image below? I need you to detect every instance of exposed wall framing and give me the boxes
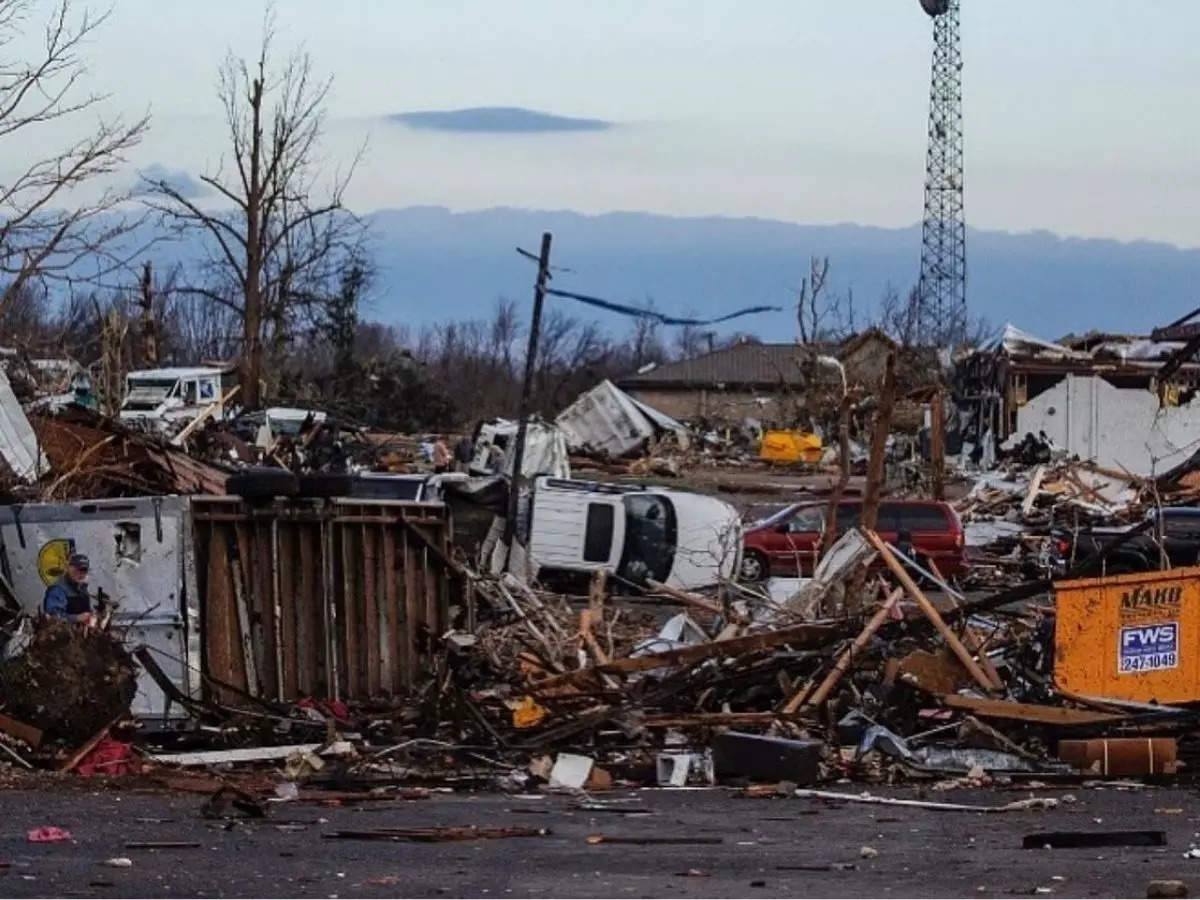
[192,497,462,703]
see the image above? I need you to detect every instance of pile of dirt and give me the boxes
[0,618,137,744]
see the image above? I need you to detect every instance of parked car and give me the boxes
[527,477,742,591]
[1053,507,1200,575]
[740,498,967,581]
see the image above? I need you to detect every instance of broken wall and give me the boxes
[1015,373,1200,476]
[623,388,791,423]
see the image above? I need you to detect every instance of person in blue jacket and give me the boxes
[43,553,94,625]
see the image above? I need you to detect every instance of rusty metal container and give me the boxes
[1054,567,1200,703]
[1057,738,1178,776]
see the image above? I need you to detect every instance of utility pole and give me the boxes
[504,232,553,569]
[139,261,158,367]
[930,385,946,500]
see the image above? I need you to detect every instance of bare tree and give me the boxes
[878,283,920,347]
[0,1,149,313]
[796,256,830,343]
[145,8,362,407]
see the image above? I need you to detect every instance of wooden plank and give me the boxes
[643,711,815,728]
[403,530,420,686]
[323,520,340,700]
[862,529,996,694]
[170,384,240,446]
[382,527,399,694]
[151,743,325,767]
[1022,465,1046,517]
[203,524,243,699]
[278,522,299,701]
[235,522,269,696]
[339,521,359,698]
[269,519,284,701]
[229,534,259,698]
[59,716,122,772]
[294,524,314,696]
[531,621,843,690]
[934,693,1126,726]
[783,587,902,712]
[424,546,438,639]
[362,522,380,697]
[644,579,725,616]
[0,712,42,748]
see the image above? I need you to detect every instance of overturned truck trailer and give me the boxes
[0,495,460,725]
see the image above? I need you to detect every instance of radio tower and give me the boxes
[916,0,965,346]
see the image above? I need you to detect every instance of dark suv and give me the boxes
[741,498,967,581]
[1054,507,1200,575]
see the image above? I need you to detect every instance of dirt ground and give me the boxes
[0,780,1196,898]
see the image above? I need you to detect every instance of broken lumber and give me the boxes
[641,711,816,728]
[862,529,996,694]
[794,789,1043,813]
[586,835,722,846]
[530,621,842,690]
[1022,465,1046,517]
[171,384,241,447]
[933,694,1127,726]
[0,712,42,749]
[644,579,725,616]
[324,826,549,842]
[150,743,336,767]
[783,587,902,713]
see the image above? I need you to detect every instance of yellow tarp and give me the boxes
[760,430,822,464]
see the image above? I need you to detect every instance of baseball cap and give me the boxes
[68,553,90,571]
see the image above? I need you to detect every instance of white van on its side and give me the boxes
[526,477,742,591]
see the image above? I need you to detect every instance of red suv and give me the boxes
[740,499,967,581]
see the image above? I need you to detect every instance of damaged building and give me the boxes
[957,324,1200,477]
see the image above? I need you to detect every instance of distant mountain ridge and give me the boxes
[353,206,1200,341]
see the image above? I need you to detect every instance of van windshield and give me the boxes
[617,494,676,584]
[122,378,179,411]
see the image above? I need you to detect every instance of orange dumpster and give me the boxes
[1054,568,1200,704]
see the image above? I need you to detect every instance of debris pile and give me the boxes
[0,617,136,746]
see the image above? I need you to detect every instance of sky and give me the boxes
[10,0,1200,246]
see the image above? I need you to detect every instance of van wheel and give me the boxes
[739,551,768,582]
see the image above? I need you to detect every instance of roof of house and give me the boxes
[617,331,899,388]
[618,343,813,389]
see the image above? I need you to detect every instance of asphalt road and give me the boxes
[0,781,1196,898]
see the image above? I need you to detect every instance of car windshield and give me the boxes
[617,494,677,584]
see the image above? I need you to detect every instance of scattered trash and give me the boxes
[548,753,595,790]
[323,826,550,842]
[1023,830,1167,850]
[1147,880,1189,898]
[860,846,879,859]
[586,835,723,846]
[102,858,132,868]
[27,827,72,843]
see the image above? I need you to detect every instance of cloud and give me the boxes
[390,106,613,134]
[131,163,210,198]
